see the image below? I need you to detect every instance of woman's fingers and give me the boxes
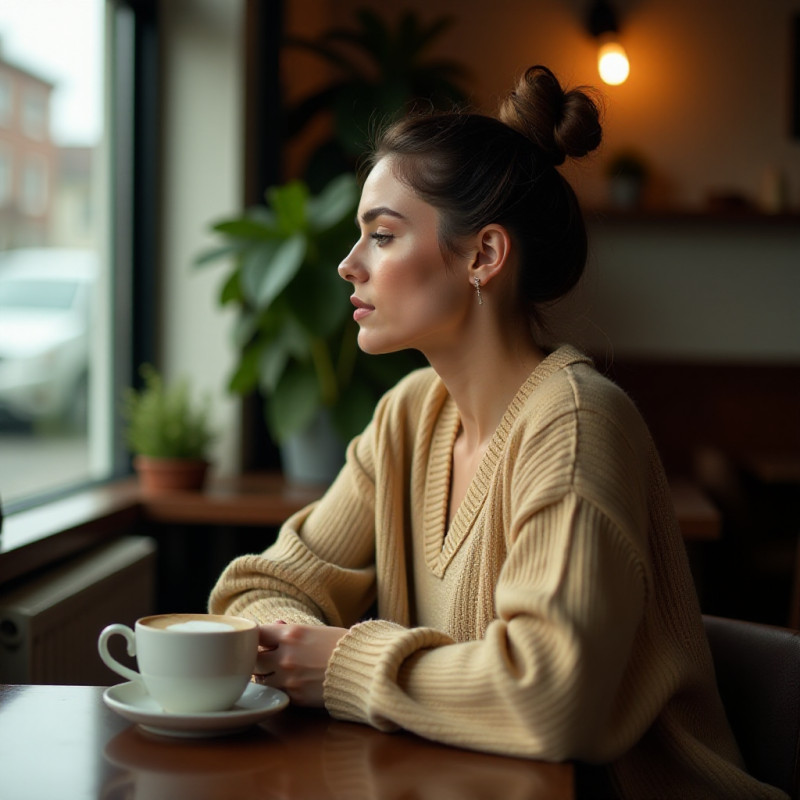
[252,624,348,706]
[253,622,288,678]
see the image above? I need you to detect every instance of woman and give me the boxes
[210,66,785,799]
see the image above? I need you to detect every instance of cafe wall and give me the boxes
[157,0,800,474]
[323,0,800,211]
[294,0,800,361]
[159,0,245,475]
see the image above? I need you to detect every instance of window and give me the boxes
[20,153,48,216]
[0,0,149,510]
[0,75,11,127]
[21,86,47,141]
[0,143,11,205]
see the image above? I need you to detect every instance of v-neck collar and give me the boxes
[421,345,591,577]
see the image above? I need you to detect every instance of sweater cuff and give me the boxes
[323,619,407,730]
[323,619,453,731]
[223,595,325,627]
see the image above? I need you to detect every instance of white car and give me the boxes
[0,248,97,427]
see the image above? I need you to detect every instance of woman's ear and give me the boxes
[469,224,512,287]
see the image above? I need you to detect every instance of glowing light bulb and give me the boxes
[598,41,630,85]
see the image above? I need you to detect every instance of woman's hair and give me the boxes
[364,65,602,320]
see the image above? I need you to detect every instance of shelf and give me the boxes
[0,472,719,588]
[586,207,800,225]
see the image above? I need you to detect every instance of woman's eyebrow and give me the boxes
[357,206,407,226]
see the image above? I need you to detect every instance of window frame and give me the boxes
[0,0,159,516]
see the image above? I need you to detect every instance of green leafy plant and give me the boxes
[196,172,422,446]
[286,8,470,189]
[123,364,215,460]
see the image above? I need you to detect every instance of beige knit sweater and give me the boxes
[209,346,786,799]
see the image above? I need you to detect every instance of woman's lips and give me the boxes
[351,296,374,321]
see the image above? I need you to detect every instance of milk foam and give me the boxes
[167,620,236,633]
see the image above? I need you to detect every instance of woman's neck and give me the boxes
[428,318,545,453]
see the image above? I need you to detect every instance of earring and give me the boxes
[474,276,483,305]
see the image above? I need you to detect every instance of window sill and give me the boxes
[0,479,143,585]
[0,473,324,586]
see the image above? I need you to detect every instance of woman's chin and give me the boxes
[357,332,387,356]
[357,333,404,357]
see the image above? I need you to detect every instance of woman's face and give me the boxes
[338,157,471,357]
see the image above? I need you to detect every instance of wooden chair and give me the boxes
[703,615,800,798]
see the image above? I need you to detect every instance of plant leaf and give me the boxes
[240,240,280,306]
[307,173,358,232]
[287,262,350,338]
[228,344,261,395]
[232,309,260,348]
[330,377,377,441]
[211,217,277,239]
[194,243,242,267]
[283,37,362,79]
[255,234,307,310]
[258,337,290,394]
[218,269,243,305]
[267,181,309,234]
[280,315,312,359]
[266,363,321,442]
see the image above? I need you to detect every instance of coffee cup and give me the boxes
[98,613,258,713]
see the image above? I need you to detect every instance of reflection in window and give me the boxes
[0,75,11,127]
[0,0,109,506]
[21,86,48,140]
[20,154,48,216]
[0,144,10,205]
[0,276,81,310]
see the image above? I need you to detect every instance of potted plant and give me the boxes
[606,150,648,209]
[285,8,470,190]
[196,173,422,484]
[123,364,215,494]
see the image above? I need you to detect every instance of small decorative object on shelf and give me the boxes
[606,150,648,210]
[123,365,215,495]
[759,166,790,214]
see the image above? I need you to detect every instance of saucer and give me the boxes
[103,681,289,738]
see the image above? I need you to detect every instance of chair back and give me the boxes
[703,615,800,798]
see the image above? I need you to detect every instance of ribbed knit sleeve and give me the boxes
[208,417,383,627]
[208,366,436,628]
[324,495,647,762]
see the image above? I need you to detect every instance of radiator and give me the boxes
[0,536,156,685]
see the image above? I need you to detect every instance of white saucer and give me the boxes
[103,681,289,738]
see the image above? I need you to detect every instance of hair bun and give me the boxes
[499,65,602,166]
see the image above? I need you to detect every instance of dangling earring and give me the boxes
[474,276,483,305]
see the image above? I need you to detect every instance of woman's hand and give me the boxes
[254,623,348,707]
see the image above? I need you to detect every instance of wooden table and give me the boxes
[0,684,574,800]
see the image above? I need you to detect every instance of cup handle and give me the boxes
[98,623,141,683]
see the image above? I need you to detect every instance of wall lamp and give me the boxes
[588,0,630,85]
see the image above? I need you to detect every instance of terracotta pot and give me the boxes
[133,456,209,495]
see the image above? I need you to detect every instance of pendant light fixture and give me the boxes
[588,0,630,86]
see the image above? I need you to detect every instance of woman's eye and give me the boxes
[370,232,393,246]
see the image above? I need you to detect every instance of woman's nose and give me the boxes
[337,243,363,283]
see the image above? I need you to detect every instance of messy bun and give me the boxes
[499,65,602,166]
[366,65,603,326]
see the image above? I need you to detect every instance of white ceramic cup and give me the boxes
[98,613,258,713]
